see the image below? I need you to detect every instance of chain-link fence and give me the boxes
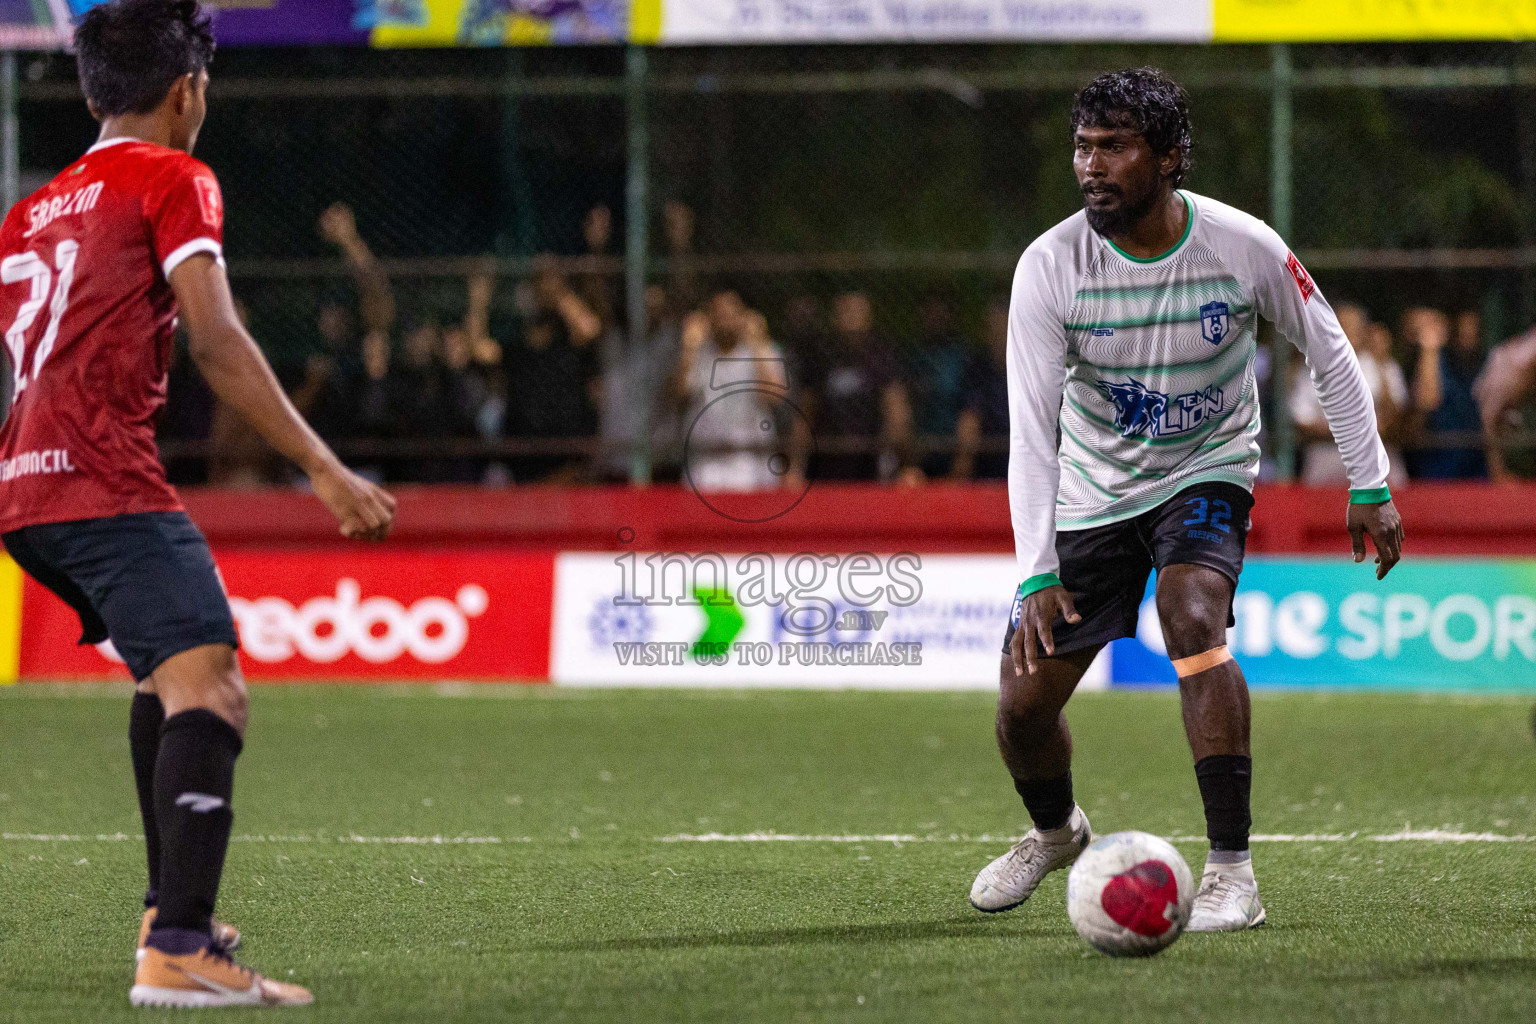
[14,41,1536,486]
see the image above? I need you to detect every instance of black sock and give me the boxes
[148,710,242,945]
[1015,772,1074,832]
[128,692,165,909]
[1195,754,1252,853]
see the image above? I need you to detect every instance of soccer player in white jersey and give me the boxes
[968,68,1404,931]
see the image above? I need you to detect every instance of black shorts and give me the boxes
[3,511,238,682]
[1002,481,1254,658]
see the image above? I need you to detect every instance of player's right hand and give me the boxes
[311,464,397,542]
[1011,585,1082,678]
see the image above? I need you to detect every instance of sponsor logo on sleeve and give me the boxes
[193,176,223,229]
[1285,252,1315,303]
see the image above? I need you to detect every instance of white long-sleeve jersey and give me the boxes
[1007,190,1391,591]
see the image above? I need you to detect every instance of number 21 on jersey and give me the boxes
[3,239,79,394]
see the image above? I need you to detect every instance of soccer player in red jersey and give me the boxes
[0,0,396,1007]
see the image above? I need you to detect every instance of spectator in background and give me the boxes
[674,289,788,492]
[205,300,277,487]
[390,312,483,483]
[788,291,915,483]
[575,203,620,333]
[445,270,510,484]
[661,199,702,319]
[595,283,682,483]
[159,332,216,486]
[779,292,823,390]
[1406,306,1489,480]
[502,261,602,482]
[1474,327,1536,483]
[952,297,1011,480]
[1290,302,1408,488]
[313,202,398,459]
[909,289,972,478]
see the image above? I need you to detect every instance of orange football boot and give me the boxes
[130,945,312,1008]
[136,907,241,963]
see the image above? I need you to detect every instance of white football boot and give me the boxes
[1186,857,1267,931]
[969,806,1092,913]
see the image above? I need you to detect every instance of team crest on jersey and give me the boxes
[1097,378,1226,439]
[1199,301,1230,345]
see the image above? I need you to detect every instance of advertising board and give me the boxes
[1112,558,1536,689]
[17,549,555,682]
[550,550,1110,689]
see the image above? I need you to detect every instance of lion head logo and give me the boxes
[1096,378,1168,439]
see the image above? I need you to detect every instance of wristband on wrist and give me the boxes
[1348,486,1392,504]
[1017,573,1063,601]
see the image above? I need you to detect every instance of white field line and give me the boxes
[1,832,517,845]
[6,828,1534,847]
[656,828,1536,845]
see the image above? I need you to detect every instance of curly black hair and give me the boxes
[75,0,215,118]
[1071,67,1192,187]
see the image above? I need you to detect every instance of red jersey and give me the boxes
[0,137,224,534]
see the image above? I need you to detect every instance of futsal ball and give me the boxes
[1066,831,1194,957]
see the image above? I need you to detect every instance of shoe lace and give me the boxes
[1195,874,1246,910]
[195,943,254,982]
[1000,832,1055,881]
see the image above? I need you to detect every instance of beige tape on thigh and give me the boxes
[1171,645,1234,678]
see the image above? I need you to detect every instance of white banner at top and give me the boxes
[660,0,1214,44]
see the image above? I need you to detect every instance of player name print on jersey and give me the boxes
[0,447,74,483]
[22,181,104,239]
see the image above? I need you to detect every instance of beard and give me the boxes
[1082,181,1161,237]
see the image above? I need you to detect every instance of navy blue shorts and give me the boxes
[3,511,238,681]
[1002,481,1254,658]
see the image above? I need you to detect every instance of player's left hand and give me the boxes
[1347,498,1403,580]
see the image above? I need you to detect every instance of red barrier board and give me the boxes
[178,482,1536,556]
[18,549,555,682]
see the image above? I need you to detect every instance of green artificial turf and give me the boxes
[2,684,1535,1022]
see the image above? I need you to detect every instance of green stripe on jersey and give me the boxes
[1079,333,1255,374]
[1072,275,1243,303]
[1065,303,1253,334]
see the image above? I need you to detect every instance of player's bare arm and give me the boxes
[1009,585,1081,677]
[169,253,396,541]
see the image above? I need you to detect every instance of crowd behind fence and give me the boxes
[13,42,1536,488]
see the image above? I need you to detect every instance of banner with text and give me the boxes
[15,550,1535,687]
[18,549,555,682]
[1112,558,1536,689]
[658,0,1210,44]
[16,0,1536,46]
[550,551,1109,688]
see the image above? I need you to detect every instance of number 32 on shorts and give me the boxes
[1182,496,1231,544]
